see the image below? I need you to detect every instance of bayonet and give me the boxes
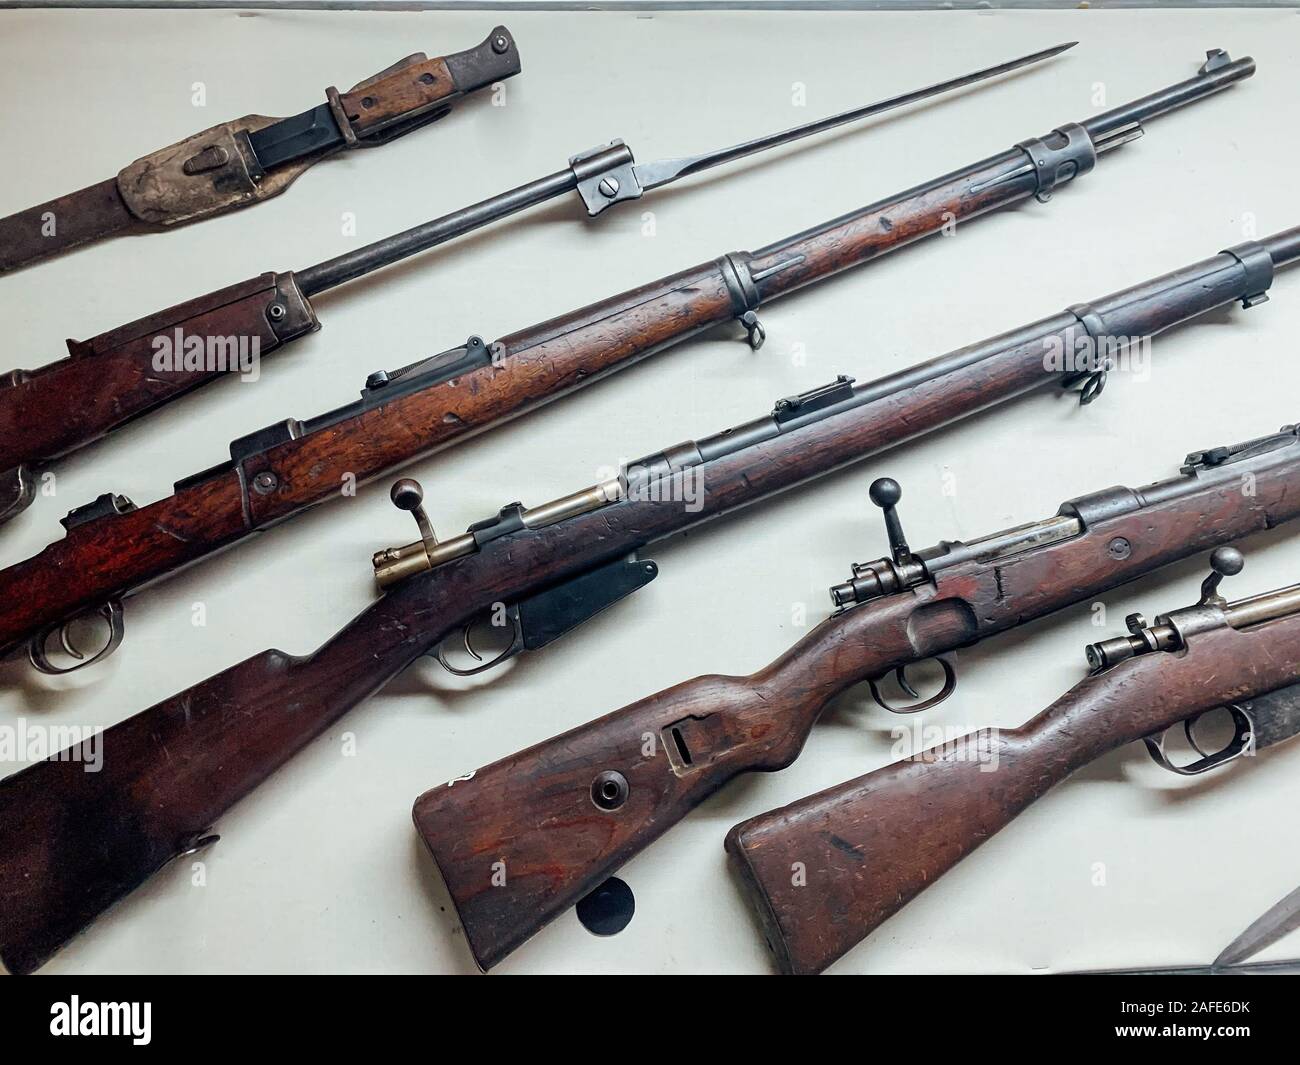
[589,41,1078,208]
[0,54,1264,677]
[0,41,1096,526]
[0,27,522,273]
[292,41,1079,292]
[1215,882,1300,968]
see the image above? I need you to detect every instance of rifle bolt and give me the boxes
[1108,537,1132,560]
[591,771,629,811]
[253,471,279,495]
[598,177,620,199]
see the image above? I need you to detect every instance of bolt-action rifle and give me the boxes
[0,27,522,273]
[726,548,1300,975]
[0,226,1296,974]
[411,434,1300,970]
[0,48,1241,532]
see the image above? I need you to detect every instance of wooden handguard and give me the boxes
[0,272,317,471]
[725,616,1300,975]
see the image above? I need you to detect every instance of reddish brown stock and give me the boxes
[0,51,1263,650]
[0,128,1046,655]
[411,423,1300,970]
[725,611,1300,975]
[2,214,1296,970]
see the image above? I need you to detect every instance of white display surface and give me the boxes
[2,6,1299,976]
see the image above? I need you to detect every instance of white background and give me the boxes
[2,6,1300,975]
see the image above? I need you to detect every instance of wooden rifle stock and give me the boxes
[412,596,926,970]
[2,224,1295,969]
[0,153,1032,651]
[410,426,1300,970]
[0,52,1257,528]
[725,613,1300,975]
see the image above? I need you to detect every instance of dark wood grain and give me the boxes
[3,219,1293,968]
[0,142,1049,656]
[725,614,1300,975]
[0,273,315,470]
[408,440,1300,970]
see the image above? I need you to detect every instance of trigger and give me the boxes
[867,652,959,715]
[895,666,921,700]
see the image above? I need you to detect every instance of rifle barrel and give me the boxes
[295,169,578,296]
[1083,54,1254,139]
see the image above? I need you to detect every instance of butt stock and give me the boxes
[0,570,472,974]
[413,597,923,969]
[726,611,1300,975]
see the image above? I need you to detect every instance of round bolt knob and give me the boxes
[869,478,902,509]
[390,478,425,512]
[1210,546,1245,578]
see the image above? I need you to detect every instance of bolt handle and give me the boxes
[869,477,912,565]
[390,478,437,546]
[1198,546,1245,605]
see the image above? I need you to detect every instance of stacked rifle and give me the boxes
[2,24,1299,977]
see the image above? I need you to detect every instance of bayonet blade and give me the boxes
[1215,881,1300,969]
[632,41,1078,192]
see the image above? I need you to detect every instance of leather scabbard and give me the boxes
[0,26,520,276]
[0,178,141,273]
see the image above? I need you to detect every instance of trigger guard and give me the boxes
[868,656,958,715]
[29,600,126,675]
[430,611,524,677]
[1144,704,1254,776]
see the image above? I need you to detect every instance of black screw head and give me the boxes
[492,34,510,53]
[1210,546,1245,577]
[390,478,424,512]
[869,477,902,509]
[591,770,629,811]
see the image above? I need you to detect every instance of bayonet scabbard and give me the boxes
[0,27,519,272]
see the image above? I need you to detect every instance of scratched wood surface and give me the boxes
[0,7,1298,975]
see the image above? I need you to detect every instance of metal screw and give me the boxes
[267,302,287,322]
[591,770,629,811]
[361,96,376,109]
[598,177,620,199]
[492,34,509,53]
[1108,537,1132,560]
[253,471,278,495]
[418,73,435,85]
